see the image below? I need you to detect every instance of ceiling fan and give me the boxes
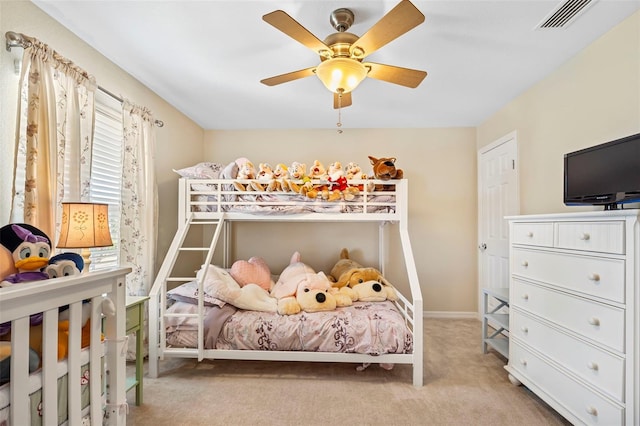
[260,0,428,109]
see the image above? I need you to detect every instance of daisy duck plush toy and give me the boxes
[0,223,51,287]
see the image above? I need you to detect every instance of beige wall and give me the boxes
[204,128,479,314]
[477,11,640,215]
[0,1,205,277]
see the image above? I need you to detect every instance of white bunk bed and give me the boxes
[149,178,423,387]
[0,267,130,425]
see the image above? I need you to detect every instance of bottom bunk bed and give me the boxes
[148,178,423,387]
[0,267,130,426]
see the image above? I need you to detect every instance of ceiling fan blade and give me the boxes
[364,62,427,88]
[260,67,317,86]
[333,91,352,109]
[350,0,425,59]
[263,10,331,56]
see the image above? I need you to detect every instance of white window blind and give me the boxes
[89,90,123,270]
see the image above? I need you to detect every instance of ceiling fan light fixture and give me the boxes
[316,58,367,94]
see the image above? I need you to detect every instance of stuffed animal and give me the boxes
[323,162,359,201]
[345,162,367,180]
[368,156,403,191]
[270,252,351,315]
[197,264,277,312]
[301,160,329,199]
[250,163,273,191]
[0,342,39,386]
[329,248,397,302]
[233,160,257,191]
[56,301,94,355]
[0,223,51,287]
[229,256,273,292]
[0,224,52,339]
[270,163,289,192]
[309,160,328,180]
[368,156,404,181]
[45,252,85,278]
[28,301,93,362]
[284,161,309,193]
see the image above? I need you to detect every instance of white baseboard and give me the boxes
[424,311,478,319]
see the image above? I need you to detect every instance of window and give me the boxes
[89,90,123,270]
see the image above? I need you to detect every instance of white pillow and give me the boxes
[167,280,225,307]
[197,264,277,312]
[173,162,224,179]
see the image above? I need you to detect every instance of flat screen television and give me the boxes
[564,132,640,210]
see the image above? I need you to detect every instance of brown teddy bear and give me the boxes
[368,156,403,191]
[329,248,397,302]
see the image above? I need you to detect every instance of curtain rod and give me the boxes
[6,30,164,128]
[98,86,165,127]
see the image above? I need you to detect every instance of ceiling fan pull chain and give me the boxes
[337,90,343,134]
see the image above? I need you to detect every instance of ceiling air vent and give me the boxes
[536,0,598,29]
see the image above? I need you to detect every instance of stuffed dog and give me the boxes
[368,156,403,180]
[368,156,403,191]
[329,248,397,302]
[271,252,351,315]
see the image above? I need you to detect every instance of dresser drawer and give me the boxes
[511,222,554,247]
[511,248,625,304]
[556,221,625,254]
[509,342,624,426]
[511,310,624,402]
[511,280,625,352]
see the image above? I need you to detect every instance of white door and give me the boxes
[478,131,519,315]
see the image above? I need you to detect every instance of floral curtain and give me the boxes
[11,36,95,239]
[121,100,158,296]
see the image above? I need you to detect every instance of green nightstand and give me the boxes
[126,296,149,406]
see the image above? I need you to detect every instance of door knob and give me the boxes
[478,243,487,251]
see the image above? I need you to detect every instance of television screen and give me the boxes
[564,132,640,208]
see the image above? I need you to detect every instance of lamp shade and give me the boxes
[57,202,113,249]
[316,58,367,94]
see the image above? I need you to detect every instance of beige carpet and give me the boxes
[126,318,570,425]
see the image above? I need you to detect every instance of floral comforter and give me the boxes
[165,300,413,355]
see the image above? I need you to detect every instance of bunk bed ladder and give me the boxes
[149,212,226,377]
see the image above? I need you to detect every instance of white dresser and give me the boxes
[506,210,639,426]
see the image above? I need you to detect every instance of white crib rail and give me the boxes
[0,267,130,426]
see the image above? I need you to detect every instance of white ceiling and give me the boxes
[32,0,640,130]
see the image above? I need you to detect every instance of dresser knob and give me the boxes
[526,231,534,238]
[588,273,600,282]
[580,232,591,241]
[522,294,529,301]
[521,326,528,333]
[588,317,601,326]
[521,261,529,267]
[520,359,527,366]
[587,361,599,371]
[585,406,598,416]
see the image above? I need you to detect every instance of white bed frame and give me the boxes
[0,267,130,425]
[148,178,423,387]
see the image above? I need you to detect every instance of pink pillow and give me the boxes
[230,257,272,292]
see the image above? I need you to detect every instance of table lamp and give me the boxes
[57,202,113,272]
